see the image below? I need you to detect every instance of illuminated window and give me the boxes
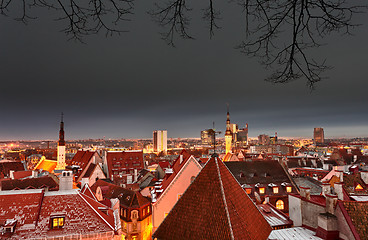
[259,187,265,194]
[164,213,168,218]
[147,207,150,214]
[50,216,65,229]
[178,194,182,200]
[273,187,279,194]
[286,186,292,193]
[276,200,284,210]
[356,184,364,190]
[246,188,252,194]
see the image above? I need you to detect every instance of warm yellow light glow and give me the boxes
[53,218,58,228]
[59,217,64,226]
[259,187,265,194]
[286,186,292,193]
[273,187,279,194]
[276,200,284,210]
[246,188,252,194]
[356,184,364,190]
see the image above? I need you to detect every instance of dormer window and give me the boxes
[286,186,292,193]
[273,187,279,194]
[50,215,65,229]
[355,183,364,191]
[259,187,265,194]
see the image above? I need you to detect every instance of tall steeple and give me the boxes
[55,113,66,171]
[225,104,232,154]
[59,112,65,146]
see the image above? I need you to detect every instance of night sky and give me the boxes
[1,1,368,141]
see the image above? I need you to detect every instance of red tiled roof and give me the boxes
[153,156,272,240]
[12,170,32,180]
[158,161,170,169]
[339,201,368,239]
[257,203,293,228]
[91,179,150,208]
[69,150,95,170]
[0,160,25,177]
[0,190,115,239]
[0,176,58,191]
[106,151,144,178]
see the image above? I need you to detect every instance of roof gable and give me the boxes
[153,156,271,240]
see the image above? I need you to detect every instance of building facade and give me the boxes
[153,130,167,153]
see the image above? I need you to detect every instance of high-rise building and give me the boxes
[201,129,215,145]
[55,113,66,170]
[314,127,324,145]
[153,130,167,153]
[237,123,248,146]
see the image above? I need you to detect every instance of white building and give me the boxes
[153,130,167,153]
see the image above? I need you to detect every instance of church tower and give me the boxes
[55,113,66,170]
[225,105,232,154]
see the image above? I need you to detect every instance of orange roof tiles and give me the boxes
[339,201,368,239]
[153,156,272,240]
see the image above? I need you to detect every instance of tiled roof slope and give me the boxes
[0,176,58,191]
[340,201,368,239]
[153,156,272,240]
[0,190,115,239]
[0,161,25,177]
[225,160,289,185]
[91,179,150,208]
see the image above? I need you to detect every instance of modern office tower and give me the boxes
[237,123,248,146]
[258,134,270,145]
[153,130,167,153]
[314,127,325,145]
[201,129,215,145]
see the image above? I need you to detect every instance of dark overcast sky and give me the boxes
[0,1,368,141]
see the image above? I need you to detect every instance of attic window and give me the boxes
[259,187,265,194]
[245,188,252,194]
[50,215,65,229]
[273,187,279,194]
[355,184,364,191]
[286,186,292,193]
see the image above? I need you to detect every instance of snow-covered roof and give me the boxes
[269,227,322,239]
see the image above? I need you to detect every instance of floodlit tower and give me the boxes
[55,113,66,170]
[225,105,232,154]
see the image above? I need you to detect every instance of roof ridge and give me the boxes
[215,157,235,240]
[78,192,115,231]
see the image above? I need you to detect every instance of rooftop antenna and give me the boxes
[212,122,222,158]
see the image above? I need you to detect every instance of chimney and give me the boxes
[9,170,14,179]
[134,169,138,183]
[300,187,311,200]
[325,194,338,214]
[321,183,331,197]
[334,182,344,200]
[264,196,270,204]
[335,170,343,182]
[59,171,73,191]
[361,171,368,185]
[32,170,38,178]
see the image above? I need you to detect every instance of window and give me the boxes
[276,200,284,210]
[259,187,265,194]
[286,186,292,193]
[177,194,182,200]
[147,207,150,214]
[246,188,252,194]
[356,184,364,190]
[273,187,279,194]
[132,210,138,219]
[50,216,65,229]
[164,212,168,218]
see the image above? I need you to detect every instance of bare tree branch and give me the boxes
[0,0,134,42]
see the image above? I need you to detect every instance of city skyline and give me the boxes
[1,1,367,141]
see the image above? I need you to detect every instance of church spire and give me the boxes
[55,112,66,171]
[225,104,232,154]
[58,112,65,146]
